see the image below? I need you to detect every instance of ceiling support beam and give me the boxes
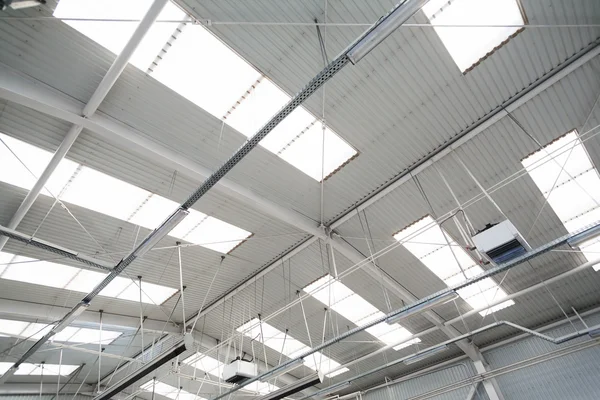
[0,23,597,400]
[0,0,170,383]
[329,238,505,400]
[0,383,95,395]
[0,298,180,334]
[0,43,597,338]
[0,0,169,254]
[1,42,598,400]
[328,40,600,231]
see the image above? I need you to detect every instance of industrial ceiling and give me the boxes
[0,1,599,400]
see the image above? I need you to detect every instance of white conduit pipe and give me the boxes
[323,256,600,375]
[0,0,170,383]
[0,0,169,253]
[197,223,600,400]
[304,321,600,399]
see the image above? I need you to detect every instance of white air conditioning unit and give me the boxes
[223,359,257,384]
[472,220,530,264]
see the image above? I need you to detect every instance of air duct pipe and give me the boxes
[304,320,600,399]
[196,222,600,400]
[0,0,432,383]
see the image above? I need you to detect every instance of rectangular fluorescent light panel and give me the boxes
[0,362,79,376]
[0,133,251,254]
[182,354,279,394]
[422,0,525,72]
[0,252,177,304]
[303,275,420,350]
[522,130,600,271]
[0,318,122,344]
[394,216,514,316]
[53,0,187,71]
[237,318,349,378]
[51,0,356,180]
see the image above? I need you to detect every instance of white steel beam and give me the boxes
[0,0,169,253]
[0,298,180,334]
[0,383,95,395]
[329,43,600,231]
[0,37,598,400]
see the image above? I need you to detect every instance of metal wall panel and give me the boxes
[361,361,487,400]
[483,313,600,400]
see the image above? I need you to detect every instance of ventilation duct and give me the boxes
[223,359,258,384]
[472,220,530,264]
[94,335,193,400]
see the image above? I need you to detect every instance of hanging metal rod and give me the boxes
[200,222,600,400]
[0,0,170,383]
[304,320,600,400]
[1,16,598,29]
[0,0,430,386]
[0,224,114,271]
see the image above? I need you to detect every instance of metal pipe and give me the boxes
[0,40,597,343]
[200,222,600,400]
[0,224,114,271]
[399,340,599,400]
[306,321,600,399]
[0,0,169,254]
[0,125,82,252]
[329,40,600,230]
[0,0,170,382]
[444,256,600,325]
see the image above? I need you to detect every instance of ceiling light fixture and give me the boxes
[317,381,351,397]
[53,302,89,332]
[263,359,304,380]
[256,371,323,400]
[132,208,189,258]
[0,0,45,10]
[567,223,600,248]
[402,344,448,365]
[94,335,194,400]
[347,0,430,64]
[386,292,459,325]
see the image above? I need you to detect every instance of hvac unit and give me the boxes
[223,359,258,384]
[472,220,530,264]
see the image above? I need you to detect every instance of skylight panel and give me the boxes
[184,217,251,254]
[128,194,179,230]
[0,362,79,376]
[522,130,600,271]
[304,275,420,351]
[53,0,186,71]
[0,251,177,304]
[0,318,122,344]
[237,318,348,378]
[33,364,79,376]
[182,354,223,376]
[140,381,197,400]
[65,269,107,293]
[0,255,79,289]
[279,125,357,181]
[422,0,525,72]
[117,279,178,304]
[61,166,149,221]
[65,327,122,344]
[0,133,78,195]
[224,79,316,152]
[0,134,252,254]
[394,216,514,316]
[152,25,261,118]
